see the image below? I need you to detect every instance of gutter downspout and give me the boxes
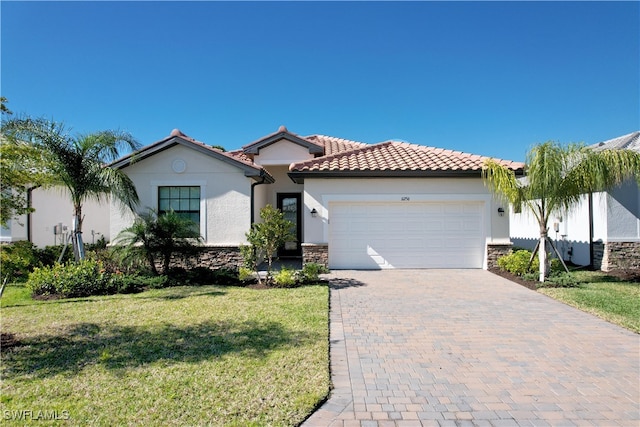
[588,192,594,269]
[26,185,38,243]
[250,174,267,224]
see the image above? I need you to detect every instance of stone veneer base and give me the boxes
[302,243,329,269]
[486,242,513,270]
[593,241,640,272]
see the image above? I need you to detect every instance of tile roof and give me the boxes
[589,131,640,153]
[303,134,369,156]
[242,125,324,155]
[289,140,524,174]
[112,126,525,181]
[110,129,273,182]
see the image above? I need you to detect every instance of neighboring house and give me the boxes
[510,131,640,271]
[5,187,110,247]
[110,126,524,270]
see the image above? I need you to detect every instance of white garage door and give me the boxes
[329,201,485,269]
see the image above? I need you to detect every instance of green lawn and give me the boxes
[1,283,330,426]
[539,271,640,333]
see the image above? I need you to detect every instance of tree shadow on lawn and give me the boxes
[3,287,227,308]
[2,319,315,379]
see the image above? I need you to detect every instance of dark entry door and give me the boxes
[277,193,302,257]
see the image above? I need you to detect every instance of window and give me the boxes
[158,186,201,226]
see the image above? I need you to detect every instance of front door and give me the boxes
[277,193,302,257]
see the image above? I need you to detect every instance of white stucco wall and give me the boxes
[110,145,254,245]
[252,140,314,166]
[509,181,640,266]
[607,180,640,240]
[302,177,509,247]
[261,165,304,208]
[18,187,111,247]
[1,218,27,243]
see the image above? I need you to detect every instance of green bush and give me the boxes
[273,266,297,288]
[298,263,329,284]
[497,250,539,276]
[238,266,255,282]
[34,245,73,267]
[543,272,580,288]
[498,249,565,277]
[210,268,239,286]
[0,241,40,282]
[108,273,161,294]
[27,259,115,298]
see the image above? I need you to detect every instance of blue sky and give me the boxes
[2,1,638,162]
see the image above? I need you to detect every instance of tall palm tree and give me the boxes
[483,141,640,282]
[1,117,140,260]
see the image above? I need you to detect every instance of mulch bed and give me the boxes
[489,268,538,290]
[489,267,640,290]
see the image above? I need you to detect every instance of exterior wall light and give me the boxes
[310,208,318,218]
[497,207,505,217]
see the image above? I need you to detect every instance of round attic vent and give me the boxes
[172,158,186,173]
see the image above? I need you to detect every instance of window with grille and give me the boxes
[158,186,200,226]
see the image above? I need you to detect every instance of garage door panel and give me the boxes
[329,201,485,269]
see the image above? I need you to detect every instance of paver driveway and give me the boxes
[302,270,639,427]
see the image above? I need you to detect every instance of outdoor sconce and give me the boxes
[497,207,505,217]
[310,208,318,218]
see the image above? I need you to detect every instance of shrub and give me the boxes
[210,268,239,286]
[298,263,329,284]
[238,266,255,282]
[27,259,115,298]
[497,250,539,276]
[34,245,74,266]
[108,273,162,294]
[273,266,297,288]
[0,241,40,282]
[543,272,581,288]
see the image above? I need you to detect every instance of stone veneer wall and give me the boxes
[164,246,244,271]
[302,243,329,268]
[486,242,513,270]
[592,241,604,271]
[594,241,640,272]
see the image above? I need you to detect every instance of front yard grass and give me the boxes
[1,283,329,426]
[538,271,640,333]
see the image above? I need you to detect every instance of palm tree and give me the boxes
[483,141,640,282]
[1,117,140,260]
[114,209,203,276]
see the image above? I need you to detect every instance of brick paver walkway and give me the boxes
[302,270,639,427]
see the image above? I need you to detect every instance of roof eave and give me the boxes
[287,169,505,183]
[110,135,271,182]
[243,131,325,156]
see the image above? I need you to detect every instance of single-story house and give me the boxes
[109,126,524,270]
[510,131,640,271]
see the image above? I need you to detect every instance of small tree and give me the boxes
[483,141,640,282]
[243,205,295,285]
[114,209,203,276]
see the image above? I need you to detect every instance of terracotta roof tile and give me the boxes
[303,134,369,156]
[111,129,268,177]
[290,140,524,173]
